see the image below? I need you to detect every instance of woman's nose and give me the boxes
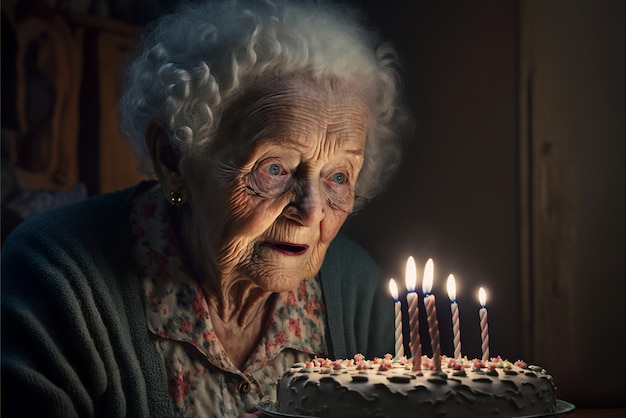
[282,181,325,226]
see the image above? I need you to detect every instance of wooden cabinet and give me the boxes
[69,14,147,195]
[1,12,147,243]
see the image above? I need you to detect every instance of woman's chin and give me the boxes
[253,271,311,293]
[243,246,322,292]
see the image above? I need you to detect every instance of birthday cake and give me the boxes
[275,354,558,418]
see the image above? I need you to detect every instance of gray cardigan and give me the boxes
[1,182,393,417]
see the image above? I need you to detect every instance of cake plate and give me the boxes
[518,400,576,418]
[256,401,309,418]
[257,399,575,418]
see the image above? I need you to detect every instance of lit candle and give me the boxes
[405,256,422,371]
[389,278,404,360]
[479,287,490,362]
[422,258,441,371]
[446,274,462,360]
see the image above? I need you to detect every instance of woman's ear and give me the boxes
[145,121,183,191]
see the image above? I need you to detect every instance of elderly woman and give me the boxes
[1,0,412,417]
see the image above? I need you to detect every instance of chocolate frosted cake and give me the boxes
[275,354,559,418]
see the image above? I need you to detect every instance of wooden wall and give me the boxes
[519,0,625,407]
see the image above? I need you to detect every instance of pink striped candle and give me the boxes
[405,256,421,371]
[388,278,404,359]
[422,258,441,371]
[479,287,490,362]
[446,274,462,360]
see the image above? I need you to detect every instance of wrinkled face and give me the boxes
[183,78,369,292]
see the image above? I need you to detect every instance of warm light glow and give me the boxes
[447,274,457,302]
[389,278,399,301]
[479,287,487,307]
[421,258,434,294]
[405,256,417,292]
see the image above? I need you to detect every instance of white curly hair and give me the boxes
[119,0,413,198]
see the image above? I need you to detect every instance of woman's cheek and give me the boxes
[224,192,288,239]
[319,211,349,244]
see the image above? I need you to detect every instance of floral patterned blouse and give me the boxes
[129,184,329,417]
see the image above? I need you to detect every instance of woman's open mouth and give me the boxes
[265,242,309,255]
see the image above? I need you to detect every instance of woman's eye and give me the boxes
[330,172,347,185]
[247,158,294,198]
[265,163,284,176]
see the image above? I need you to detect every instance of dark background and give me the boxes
[344,0,519,359]
[342,0,625,409]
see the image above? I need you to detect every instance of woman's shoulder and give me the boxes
[2,182,154,253]
[323,232,382,277]
[328,233,377,261]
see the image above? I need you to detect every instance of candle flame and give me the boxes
[405,256,417,292]
[389,278,399,300]
[421,258,434,294]
[447,274,456,301]
[479,287,487,307]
